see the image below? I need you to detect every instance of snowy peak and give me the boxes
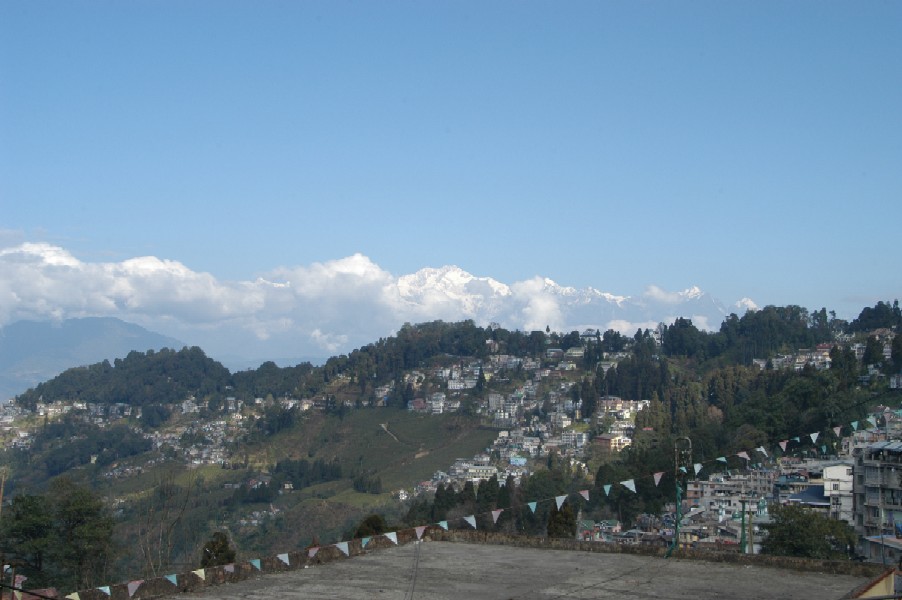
[397,265,512,300]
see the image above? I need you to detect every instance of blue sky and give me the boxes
[1,1,900,360]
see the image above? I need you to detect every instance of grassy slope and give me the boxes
[229,408,496,550]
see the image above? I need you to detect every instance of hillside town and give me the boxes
[1,323,900,564]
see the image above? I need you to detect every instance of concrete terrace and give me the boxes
[183,541,874,600]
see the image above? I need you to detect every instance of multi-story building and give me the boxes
[853,441,902,562]
[823,463,854,523]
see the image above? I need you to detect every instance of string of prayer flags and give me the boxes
[555,495,567,510]
[621,479,636,493]
[810,432,819,444]
[438,521,448,531]
[579,490,590,501]
[385,532,398,545]
[127,581,143,598]
[491,509,503,524]
[192,569,205,580]
[415,525,428,539]
[653,472,664,487]
[97,587,111,596]
[336,542,349,557]
[528,501,538,513]
[277,553,289,566]
[164,575,178,585]
[464,515,477,529]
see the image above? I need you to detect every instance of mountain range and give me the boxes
[0,317,183,402]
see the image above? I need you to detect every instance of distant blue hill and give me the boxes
[0,317,184,402]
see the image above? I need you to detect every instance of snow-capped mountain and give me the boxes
[395,266,732,334]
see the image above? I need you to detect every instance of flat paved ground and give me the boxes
[188,541,869,600]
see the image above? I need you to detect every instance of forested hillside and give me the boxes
[1,301,900,588]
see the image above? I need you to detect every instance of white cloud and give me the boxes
[0,241,731,362]
[735,297,759,312]
[510,277,564,332]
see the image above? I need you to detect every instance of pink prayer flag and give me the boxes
[127,581,144,598]
[491,509,503,523]
[308,547,319,558]
[579,489,590,501]
[833,426,841,437]
[653,472,664,486]
[779,440,788,452]
[415,525,427,539]
[736,451,750,461]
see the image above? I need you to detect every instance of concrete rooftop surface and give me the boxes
[183,541,871,599]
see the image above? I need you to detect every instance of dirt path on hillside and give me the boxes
[380,423,400,443]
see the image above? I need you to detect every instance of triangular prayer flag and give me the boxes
[192,569,205,580]
[335,542,349,557]
[277,553,289,566]
[821,444,827,454]
[603,484,612,496]
[868,416,878,427]
[833,426,842,437]
[620,479,636,493]
[361,536,371,548]
[792,437,800,443]
[127,581,143,598]
[415,525,427,539]
[224,564,235,573]
[653,471,664,486]
[528,501,537,513]
[555,495,567,510]
[386,532,398,544]
[579,489,590,501]
[679,466,687,473]
[464,515,477,529]
[308,547,319,558]
[737,451,750,461]
[716,456,727,463]
[438,521,448,531]
[250,559,261,570]
[491,509,503,524]
[779,440,788,452]
[756,446,768,457]
[810,432,819,444]
[694,463,702,475]
[97,587,111,597]
[852,421,859,431]
[164,574,178,585]
[65,593,79,600]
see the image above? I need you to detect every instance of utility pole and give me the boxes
[666,437,692,559]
